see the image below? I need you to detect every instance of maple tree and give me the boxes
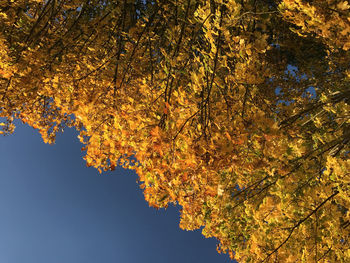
[1,0,349,261]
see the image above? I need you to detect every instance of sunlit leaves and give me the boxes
[0,0,349,262]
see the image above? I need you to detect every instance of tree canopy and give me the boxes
[1,0,349,261]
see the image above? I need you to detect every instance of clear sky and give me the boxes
[0,123,233,263]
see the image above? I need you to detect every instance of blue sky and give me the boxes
[0,123,233,263]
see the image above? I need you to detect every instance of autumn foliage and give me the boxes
[1,0,349,261]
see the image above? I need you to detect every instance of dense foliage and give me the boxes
[1,0,349,261]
